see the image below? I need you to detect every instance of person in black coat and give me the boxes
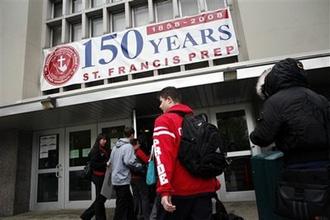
[81,133,110,220]
[250,58,330,165]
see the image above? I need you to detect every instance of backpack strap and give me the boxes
[169,110,186,118]
[170,110,209,123]
[149,144,155,162]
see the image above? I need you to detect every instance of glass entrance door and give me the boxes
[210,104,256,201]
[31,121,130,210]
[64,125,96,208]
[31,129,65,210]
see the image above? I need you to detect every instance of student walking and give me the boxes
[81,134,109,220]
[109,127,143,220]
[152,87,220,220]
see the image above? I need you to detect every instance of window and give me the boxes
[52,25,62,46]
[111,0,123,2]
[112,11,125,32]
[224,156,254,191]
[72,0,82,13]
[205,0,226,11]
[155,0,173,22]
[53,0,63,18]
[133,5,148,27]
[71,23,82,42]
[91,17,103,37]
[216,110,250,152]
[180,0,198,17]
[91,0,104,8]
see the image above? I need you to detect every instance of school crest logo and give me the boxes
[43,46,79,85]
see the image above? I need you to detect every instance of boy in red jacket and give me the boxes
[153,87,220,220]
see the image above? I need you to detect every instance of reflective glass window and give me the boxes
[180,0,198,17]
[38,134,59,169]
[71,23,82,42]
[206,0,226,11]
[69,130,91,167]
[72,0,82,13]
[216,110,251,152]
[53,1,63,18]
[52,25,62,46]
[91,17,103,37]
[223,156,254,192]
[69,170,91,200]
[37,173,58,202]
[155,0,173,22]
[102,126,125,150]
[112,12,125,32]
[92,0,104,8]
[133,5,148,27]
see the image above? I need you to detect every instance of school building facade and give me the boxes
[0,0,329,216]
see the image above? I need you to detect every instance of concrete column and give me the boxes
[0,130,33,216]
[0,130,19,216]
[14,131,33,215]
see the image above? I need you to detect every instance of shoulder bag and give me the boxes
[146,146,157,185]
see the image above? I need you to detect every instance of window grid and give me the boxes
[43,0,232,95]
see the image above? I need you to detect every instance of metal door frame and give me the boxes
[209,103,258,202]
[30,128,65,210]
[64,124,97,209]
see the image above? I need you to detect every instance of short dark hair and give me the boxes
[158,87,182,103]
[124,127,135,138]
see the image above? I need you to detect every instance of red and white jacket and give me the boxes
[153,104,220,197]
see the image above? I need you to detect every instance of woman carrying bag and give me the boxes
[81,133,110,220]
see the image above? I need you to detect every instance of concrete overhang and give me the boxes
[0,50,329,131]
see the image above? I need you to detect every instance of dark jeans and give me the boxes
[131,178,150,220]
[81,175,107,220]
[113,184,136,220]
[157,194,213,220]
[149,195,161,220]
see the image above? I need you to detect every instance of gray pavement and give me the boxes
[0,202,259,220]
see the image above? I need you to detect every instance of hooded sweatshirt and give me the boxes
[110,138,142,185]
[153,104,220,196]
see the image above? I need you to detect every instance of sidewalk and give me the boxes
[0,202,258,220]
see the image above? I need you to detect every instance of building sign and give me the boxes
[41,8,238,91]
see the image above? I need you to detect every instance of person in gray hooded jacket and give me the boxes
[109,127,142,220]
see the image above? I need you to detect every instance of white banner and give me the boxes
[41,8,238,91]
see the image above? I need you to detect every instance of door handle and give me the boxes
[55,164,63,178]
[55,164,59,178]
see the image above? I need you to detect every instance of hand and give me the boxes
[161,195,176,212]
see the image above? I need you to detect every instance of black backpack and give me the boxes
[176,113,229,179]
